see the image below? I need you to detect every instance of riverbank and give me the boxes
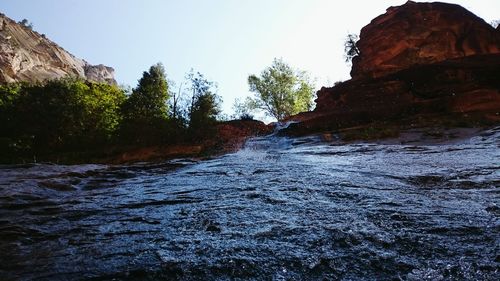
[0,120,272,165]
[1,119,498,280]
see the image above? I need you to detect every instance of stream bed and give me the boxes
[0,128,499,280]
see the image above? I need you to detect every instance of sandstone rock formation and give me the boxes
[351,1,500,79]
[113,120,272,163]
[0,13,116,84]
[287,2,500,137]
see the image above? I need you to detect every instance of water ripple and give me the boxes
[0,129,499,280]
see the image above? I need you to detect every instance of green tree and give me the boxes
[186,71,221,138]
[1,78,125,156]
[344,33,360,63]
[0,83,22,130]
[18,19,34,30]
[0,83,24,158]
[247,58,314,121]
[231,98,254,120]
[82,82,126,142]
[122,63,169,121]
[120,63,171,144]
[168,80,183,121]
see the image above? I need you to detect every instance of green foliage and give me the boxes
[18,19,34,30]
[0,83,24,157]
[0,63,228,163]
[81,82,126,141]
[190,91,221,126]
[344,33,360,63]
[0,83,22,129]
[167,80,188,124]
[120,63,172,145]
[247,58,314,121]
[122,63,169,121]
[0,78,125,160]
[231,98,254,120]
[186,71,221,138]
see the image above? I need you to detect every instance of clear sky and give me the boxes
[1,0,499,120]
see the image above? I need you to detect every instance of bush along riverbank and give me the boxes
[0,66,272,164]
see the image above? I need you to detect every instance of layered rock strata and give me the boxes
[0,13,115,84]
[287,1,500,136]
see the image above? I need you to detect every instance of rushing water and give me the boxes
[0,127,499,280]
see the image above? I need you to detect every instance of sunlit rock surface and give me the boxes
[288,2,500,136]
[0,13,116,84]
[351,1,500,79]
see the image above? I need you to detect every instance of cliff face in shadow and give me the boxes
[287,1,500,136]
[0,13,115,84]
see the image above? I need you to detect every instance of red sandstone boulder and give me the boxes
[283,2,500,137]
[112,120,271,163]
[214,120,273,151]
[351,1,500,79]
[286,54,500,136]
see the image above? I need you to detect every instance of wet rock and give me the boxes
[213,119,273,152]
[206,224,221,232]
[38,180,76,191]
[485,205,500,216]
[203,218,222,233]
[114,145,203,164]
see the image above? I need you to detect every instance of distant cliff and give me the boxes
[0,13,116,84]
[287,1,500,136]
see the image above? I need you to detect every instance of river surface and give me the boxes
[0,128,499,280]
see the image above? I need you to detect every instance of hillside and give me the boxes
[0,13,115,84]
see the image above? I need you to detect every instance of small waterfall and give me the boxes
[272,120,299,135]
[235,121,298,160]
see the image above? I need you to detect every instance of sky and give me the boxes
[1,0,499,120]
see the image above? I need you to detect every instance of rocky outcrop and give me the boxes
[84,64,116,85]
[286,2,500,137]
[0,13,116,84]
[214,120,273,152]
[111,120,272,164]
[351,1,500,79]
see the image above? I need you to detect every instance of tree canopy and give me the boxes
[247,58,314,121]
[118,63,178,145]
[0,63,228,162]
[122,63,169,122]
[186,71,221,137]
[18,19,34,30]
[119,63,172,144]
[0,78,125,158]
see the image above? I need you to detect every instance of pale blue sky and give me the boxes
[1,0,499,119]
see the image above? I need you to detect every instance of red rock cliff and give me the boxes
[286,1,500,136]
[351,1,500,79]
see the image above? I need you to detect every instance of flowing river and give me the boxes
[0,127,499,280]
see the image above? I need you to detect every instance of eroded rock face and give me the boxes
[284,2,500,137]
[0,13,116,84]
[286,54,500,136]
[351,1,500,79]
